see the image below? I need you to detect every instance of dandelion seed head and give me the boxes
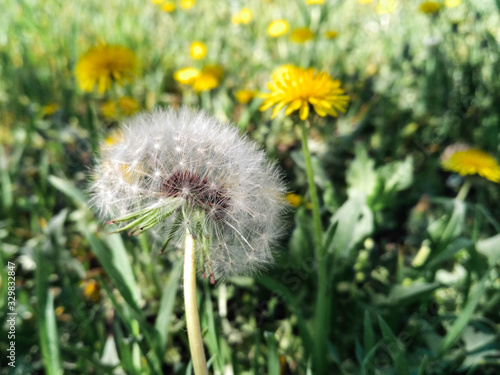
[90,108,288,278]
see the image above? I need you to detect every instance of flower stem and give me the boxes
[299,122,327,374]
[456,179,471,201]
[183,230,208,375]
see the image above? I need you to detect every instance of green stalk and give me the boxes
[456,179,471,201]
[184,230,208,375]
[299,122,327,374]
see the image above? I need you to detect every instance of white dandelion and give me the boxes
[90,107,287,279]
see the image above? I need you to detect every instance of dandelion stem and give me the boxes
[456,179,471,201]
[183,229,208,375]
[299,121,327,374]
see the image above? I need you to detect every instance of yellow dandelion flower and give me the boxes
[101,100,118,119]
[118,96,140,116]
[306,0,325,4]
[75,45,137,94]
[192,65,223,92]
[190,41,207,60]
[419,1,443,14]
[174,67,201,84]
[162,1,175,12]
[290,27,314,43]
[359,0,374,3]
[267,19,289,37]
[180,0,195,9]
[151,0,163,4]
[441,148,500,183]
[101,97,140,118]
[80,280,101,303]
[445,0,460,7]
[376,0,397,14]
[325,30,339,39]
[260,65,349,121]
[232,8,253,25]
[286,193,302,207]
[41,103,60,116]
[235,89,257,104]
[104,129,123,147]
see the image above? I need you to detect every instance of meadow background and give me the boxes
[1,0,500,374]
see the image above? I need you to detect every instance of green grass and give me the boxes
[2,0,500,374]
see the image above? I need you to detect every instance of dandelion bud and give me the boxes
[90,108,287,279]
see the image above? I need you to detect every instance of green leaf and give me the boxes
[86,233,142,315]
[48,175,87,206]
[428,199,466,248]
[377,316,410,375]
[363,311,375,355]
[376,155,414,193]
[155,260,182,351]
[36,249,62,375]
[425,237,472,270]
[374,282,440,307]
[328,193,374,259]
[264,332,280,375]
[438,272,489,356]
[346,144,377,198]
[476,234,500,266]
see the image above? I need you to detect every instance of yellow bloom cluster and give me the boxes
[174,65,223,92]
[231,8,253,25]
[101,96,140,118]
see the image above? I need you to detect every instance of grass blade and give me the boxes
[264,331,280,375]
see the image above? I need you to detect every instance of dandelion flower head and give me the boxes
[75,45,137,93]
[445,0,460,7]
[90,108,287,278]
[290,28,315,43]
[267,19,290,37]
[441,146,500,183]
[232,8,253,25]
[235,89,257,104]
[189,41,207,60]
[377,0,397,14]
[419,1,443,14]
[259,65,349,120]
[162,2,175,12]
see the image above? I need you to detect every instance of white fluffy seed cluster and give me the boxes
[90,108,287,279]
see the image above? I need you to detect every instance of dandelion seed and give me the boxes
[75,45,137,93]
[259,65,349,120]
[90,108,287,278]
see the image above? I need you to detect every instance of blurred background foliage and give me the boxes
[1,0,500,374]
